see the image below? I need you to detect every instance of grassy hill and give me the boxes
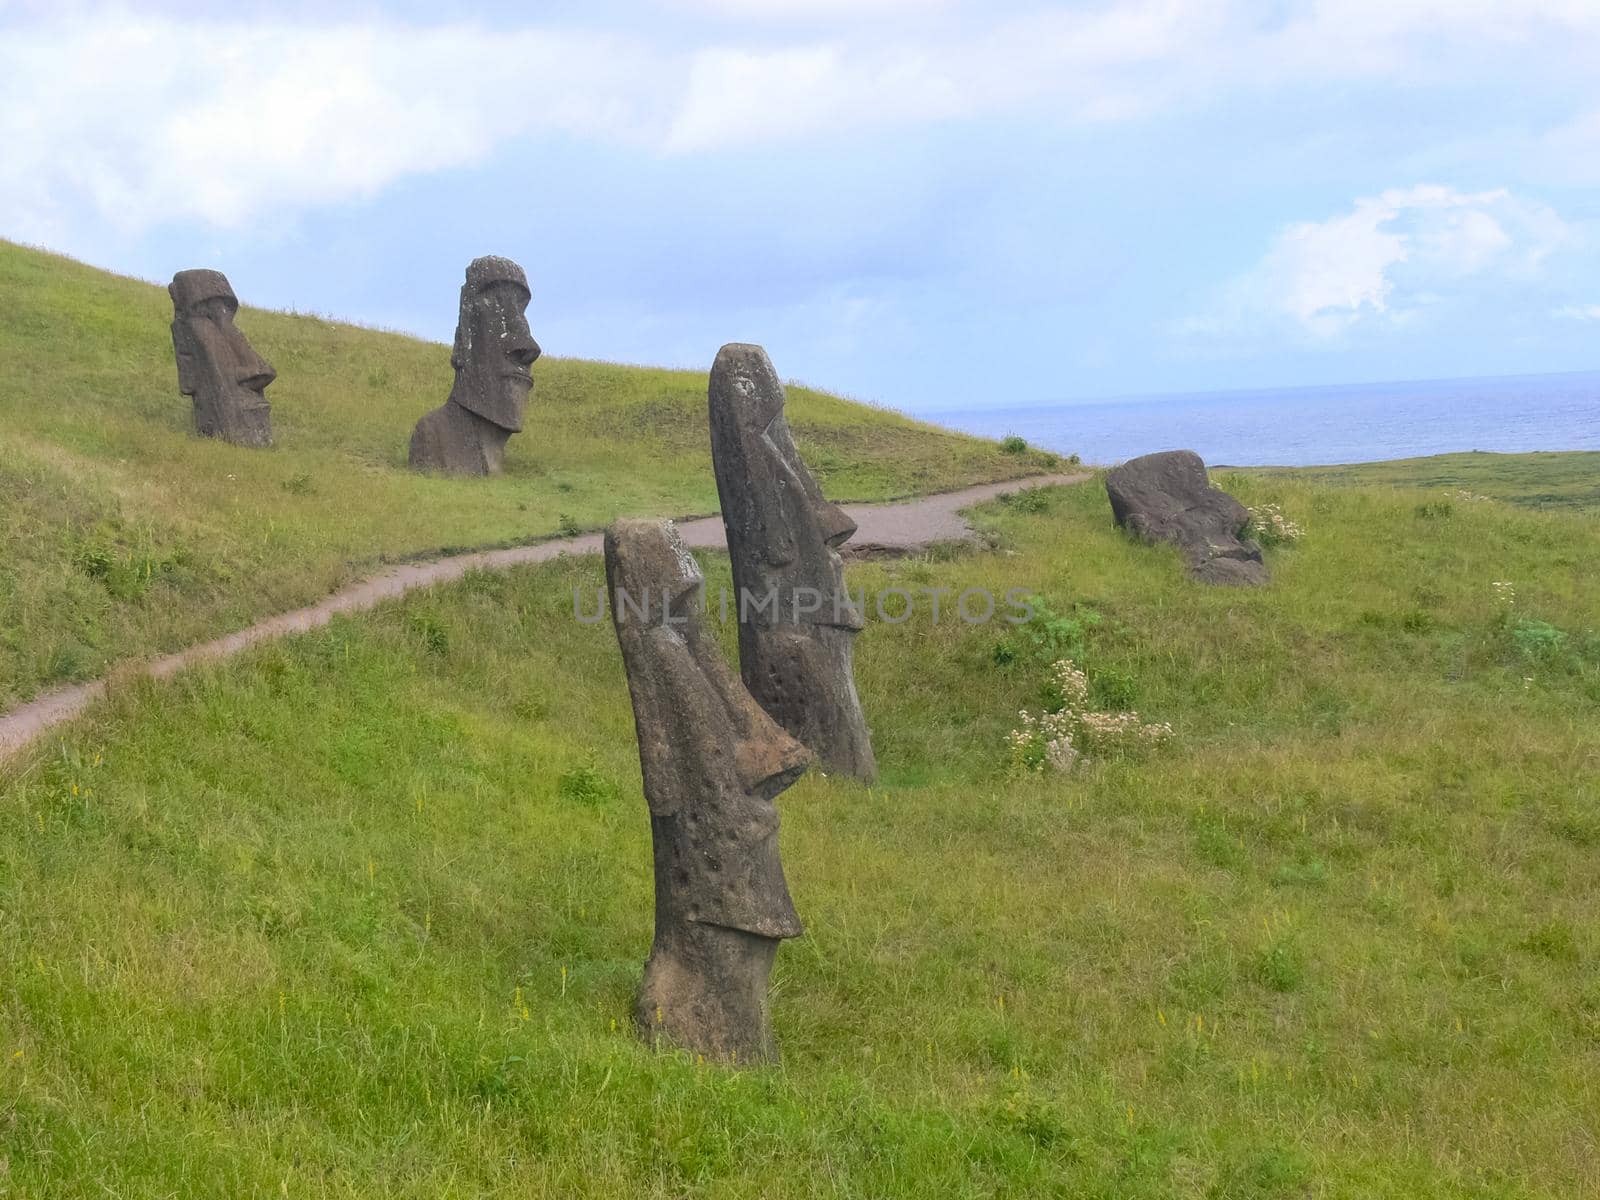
[1253,451,1600,512]
[0,240,1053,706]
[2,462,1596,1196]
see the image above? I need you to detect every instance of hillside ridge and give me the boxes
[0,239,1054,704]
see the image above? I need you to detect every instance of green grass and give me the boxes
[1251,451,1600,512]
[3,467,1597,1196]
[0,240,1054,705]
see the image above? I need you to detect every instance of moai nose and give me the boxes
[819,500,857,549]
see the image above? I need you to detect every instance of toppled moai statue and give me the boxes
[707,343,877,782]
[1105,449,1268,585]
[169,269,275,447]
[605,517,810,1064]
[409,255,540,475]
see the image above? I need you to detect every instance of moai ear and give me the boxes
[171,321,199,396]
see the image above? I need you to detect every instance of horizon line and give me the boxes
[916,366,1600,416]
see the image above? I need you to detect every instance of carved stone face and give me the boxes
[708,343,861,630]
[606,519,807,940]
[169,269,275,446]
[1104,449,1267,586]
[449,255,540,433]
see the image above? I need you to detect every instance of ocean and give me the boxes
[927,370,1600,467]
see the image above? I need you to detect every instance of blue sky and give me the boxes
[2,0,1597,413]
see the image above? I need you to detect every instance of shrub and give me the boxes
[1007,658,1172,773]
[1250,938,1306,992]
[1511,618,1567,663]
[406,612,450,656]
[1247,503,1305,546]
[991,1087,1071,1148]
[72,541,114,580]
[558,761,619,805]
[1521,920,1579,963]
[1025,596,1102,664]
[1212,1145,1312,1196]
[1000,435,1029,455]
[998,487,1051,514]
[70,532,189,602]
[1089,665,1138,710]
[1400,609,1435,634]
[1272,858,1329,888]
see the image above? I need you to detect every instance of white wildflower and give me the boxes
[1247,502,1304,544]
[1007,657,1174,773]
[1044,733,1080,773]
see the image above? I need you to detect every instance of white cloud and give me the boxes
[1554,304,1600,322]
[0,20,664,238]
[662,0,958,16]
[1539,109,1600,185]
[664,0,1600,152]
[1187,186,1572,343]
[664,45,964,153]
[3,2,1600,236]
[664,2,1212,152]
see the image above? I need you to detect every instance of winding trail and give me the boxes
[0,473,1089,763]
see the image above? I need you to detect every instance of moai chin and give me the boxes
[605,518,809,1064]
[707,343,878,782]
[168,269,275,448]
[409,255,540,475]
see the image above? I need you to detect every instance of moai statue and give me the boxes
[708,343,877,782]
[1105,450,1269,585]
[409,255,540,475]
[168,269,275,448]
[605,518,810,1064]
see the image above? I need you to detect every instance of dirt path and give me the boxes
[0,473,1089,763]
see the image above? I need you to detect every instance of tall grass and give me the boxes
[2,470,1596,1196]
[0,240,1053,704]
[1252,450,1600,512]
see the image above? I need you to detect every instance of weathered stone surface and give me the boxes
[1105,449,1268,585]
[169,269,274,448]
[708,343,877,781]
[409,255,539,475]
[606,518,809,1064]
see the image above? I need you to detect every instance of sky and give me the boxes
[1,0,1598,413]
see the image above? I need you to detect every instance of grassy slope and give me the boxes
[0,241,1052,705]
[3,465,1596,1197]
[1253,451,1600,512]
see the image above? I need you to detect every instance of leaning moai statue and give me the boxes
[169,269,275,447]
[1106,450,1269,586]
[708,343,877,782]
[605,518,810,1064]
[409,255,540,475]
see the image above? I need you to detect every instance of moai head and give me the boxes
[606,518,808,943]
[1104,450,1266,586]
[169,269,275,447]
[708,343,862,631]
[448,255,540,432]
